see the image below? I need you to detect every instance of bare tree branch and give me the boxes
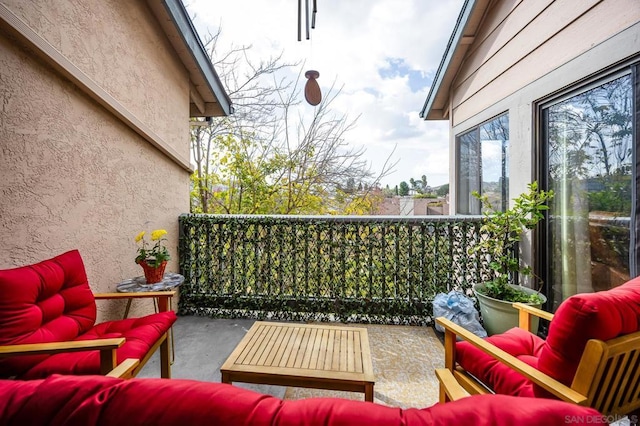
[190,29,396,214]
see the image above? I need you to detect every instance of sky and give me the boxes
[185,0,465,188]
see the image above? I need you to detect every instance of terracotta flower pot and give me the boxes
[138,260,167,284]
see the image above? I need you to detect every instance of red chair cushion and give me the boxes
[0,375,605,426]
[457,277,640,399]
[0,250,178,379]
[0,250,97,377]
[19,311,177,379]
[457,326,544,397]
[538,276,640,390]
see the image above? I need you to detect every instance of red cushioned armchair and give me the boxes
[0,250,177,379]
[436,277,640,417]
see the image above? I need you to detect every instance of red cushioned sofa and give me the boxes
[0,250,177,379]
[0,374,605,425]
[437,276,640,417]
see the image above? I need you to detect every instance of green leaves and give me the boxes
[477,280,544,303]
[470,182,554,301]
[177,215,490,325]
[190,134,383,215]
[135,229,171,267]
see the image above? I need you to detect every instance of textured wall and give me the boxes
[0,1,191,321]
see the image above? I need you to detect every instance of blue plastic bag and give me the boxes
[433,290,487,338]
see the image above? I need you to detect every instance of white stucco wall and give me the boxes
[0,1,192,321]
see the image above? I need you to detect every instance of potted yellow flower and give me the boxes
[135,229,171,283]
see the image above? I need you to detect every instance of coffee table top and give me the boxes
[221,321,375,384]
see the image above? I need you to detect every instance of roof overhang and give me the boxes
[147,0,232,117]
[419,0,490,120]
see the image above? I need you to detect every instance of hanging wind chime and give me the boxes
[298,0,321,106]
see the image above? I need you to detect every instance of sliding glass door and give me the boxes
[542,70,635,311]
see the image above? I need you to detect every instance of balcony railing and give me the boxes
[178,214,495,325]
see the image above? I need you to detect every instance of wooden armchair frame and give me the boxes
[94,290,176,378]
[106,358,140,379]
[435,368,471,401]
[437,303,640,416]
[0,290,175,379]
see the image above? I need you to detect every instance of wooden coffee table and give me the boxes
[221,321,375,401]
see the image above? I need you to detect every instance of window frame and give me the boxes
[535,60,640,310]
[455,112,510,215]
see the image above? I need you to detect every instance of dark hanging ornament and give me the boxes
[304,70,321,106]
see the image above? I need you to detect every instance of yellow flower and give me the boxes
[134,229,170,265]
[151,229,167,241]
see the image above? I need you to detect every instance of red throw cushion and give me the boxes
[538,277,640,390]
[19,311,177,379]
[456,327,545,397]
[0,375,605,426]
[0,250,97,378]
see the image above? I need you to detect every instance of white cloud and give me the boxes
[185,0,464,188]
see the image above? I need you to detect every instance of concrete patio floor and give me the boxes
[134,315,634,424]
[137,315,287,398]
[136,315,445,407]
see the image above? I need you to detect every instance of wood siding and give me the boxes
[450,0,640,126]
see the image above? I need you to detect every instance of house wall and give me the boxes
[451,0,639,125]
[374,197,448,216]
[0,1,191,321]
[376,197,401,215]
[448,0,640,213]
[445,0,640,283]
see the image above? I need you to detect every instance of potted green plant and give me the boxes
[135,229,171,284]
[470,182,554,335]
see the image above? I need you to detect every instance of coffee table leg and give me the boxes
[221,371,231,384]
[364,383,374,402]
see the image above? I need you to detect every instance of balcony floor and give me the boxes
[138,315,444,408]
